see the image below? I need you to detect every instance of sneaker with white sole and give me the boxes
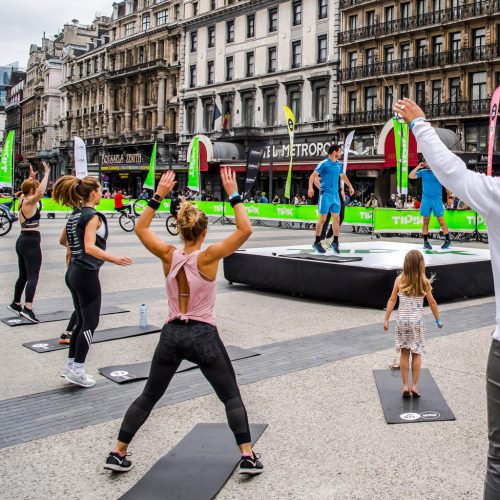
[20,307,39,323]
[104,452,133,472]
[238,452,264,475]
[441,240,452,250]
[423,241,432,250]
[312,241,326,254]
[7,302,22,316]
[330,241,340,254]
[60,365,72,378]
[65,369,96,388]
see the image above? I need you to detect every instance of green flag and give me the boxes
[283,106,295,200]
[393,118,409,196]
[143,142,156,190]
[0,130,14,188]
[188,136,200,191]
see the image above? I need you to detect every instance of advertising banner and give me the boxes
[487,86,500,176]
[243,145,264,199]
[74,136,88,179]
[187,136,200,191]
[0,130,14,188]
[283,105,295,200]
[143,142,156,190]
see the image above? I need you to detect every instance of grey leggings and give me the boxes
[118,320,251,445]
[485,339,500,499]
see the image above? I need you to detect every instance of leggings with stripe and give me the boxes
[65,264,101,363]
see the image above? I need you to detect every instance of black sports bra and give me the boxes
[19,201,41,229]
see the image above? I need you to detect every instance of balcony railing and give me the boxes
[338,2,500,44]
[338,45,500,81]
[108,58,169,78]
[340,0,377,9]
[338,99,490,126]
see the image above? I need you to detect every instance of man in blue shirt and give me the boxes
[409,157,451,249]
[308,144,354,254]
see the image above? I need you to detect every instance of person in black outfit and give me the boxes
[8,161,50,323]
[53,176,133,388]
[170,191,181,217]
[318,177,346,242]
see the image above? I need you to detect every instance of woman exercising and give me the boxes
[104,168,264,475]
[53,176,132,388]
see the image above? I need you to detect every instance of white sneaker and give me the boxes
[65,369,96,388]
[60,365,72,378]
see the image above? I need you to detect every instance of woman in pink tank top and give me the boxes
[105,168,264,476]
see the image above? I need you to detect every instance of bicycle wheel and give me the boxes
[0,212,13,236]
[133,199,148,215]
[166,215,179,236]
[119,213,135,232]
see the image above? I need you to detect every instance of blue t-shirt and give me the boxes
[315,159,343,195]
[417,169,443,198]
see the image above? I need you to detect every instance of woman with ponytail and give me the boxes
[53,175,132,388]
[105,168,264,476]
[8,161,50,323]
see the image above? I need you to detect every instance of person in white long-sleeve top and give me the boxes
[394,97,500,500]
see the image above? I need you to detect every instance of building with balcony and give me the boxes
[180,0,342,198]
[0,63,19,143]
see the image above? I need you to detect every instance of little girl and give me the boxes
[384,250,443,398]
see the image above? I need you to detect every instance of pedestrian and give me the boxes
[384,250,443,397]
[53,176,132,387]
[260,192,268,203]
[104,169,263,475]
[8,161,50,323]
[138,189,150,200]
[272,194,281,205]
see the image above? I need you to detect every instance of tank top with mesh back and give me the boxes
[19,200,41,229]
[166,249,217,326]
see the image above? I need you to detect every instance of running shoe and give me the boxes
[20,307,39,323]
[441,240,452,250]
[7,302,22,316]
[330,242,340,254]
[58,332,72,344]
[60,365,71,378]
[238,452,264,475]
[312,241,326,254]
[423,241,432,250]
[104,452,133,472]
[65,369,96,388]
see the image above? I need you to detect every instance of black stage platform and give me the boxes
[223,242,494,308]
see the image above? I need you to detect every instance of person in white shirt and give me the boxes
[394,97,500,500]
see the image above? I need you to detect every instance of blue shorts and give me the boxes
[318,192,341,215]
[420,196,444,218]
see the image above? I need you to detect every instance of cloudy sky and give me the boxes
[0,0,113,69]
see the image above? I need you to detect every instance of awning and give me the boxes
[220,161,391,173]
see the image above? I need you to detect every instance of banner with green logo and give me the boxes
[0,130,14,188]
[143,141,156,190]
[393,119,409,196]
[283,105,295,200]
[188,136,200,192]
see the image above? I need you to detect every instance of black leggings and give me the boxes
[65,311,77,333]
[65,264,101,364]
[14,231,42,304]
[118,320,251,446]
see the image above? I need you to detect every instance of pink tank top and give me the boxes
[166,249,217,325]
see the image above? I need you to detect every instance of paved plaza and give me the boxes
[0,217,494,499]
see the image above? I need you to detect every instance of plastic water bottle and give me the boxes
[140,304,147,328]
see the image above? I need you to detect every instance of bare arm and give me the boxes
[308,171,319,197]
[59,226,67,247]
[25,161,50,205]
[425,289,441,325]
[384,277,400,330]
[409,163,424,180]
[340,173,354,195]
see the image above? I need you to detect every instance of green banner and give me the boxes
[188,136,200,192]
[393,119,409,196]
[0,130,14,188]
[143,142,156,190]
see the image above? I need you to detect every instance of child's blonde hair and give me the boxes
[399,250,433,297]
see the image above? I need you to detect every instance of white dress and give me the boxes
[395,293,426,355]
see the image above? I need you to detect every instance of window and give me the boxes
[242,96,254,127]
[465,124,487,152]
[450,32,461,62]
[142,13,150,31]
[313,85,327,121]
[226,20,234,43]
[400,84,409,99]
[125,22,135,36]
[349,15,357,31]
[348,51,357,78]
[384,46,394,72]
[470,72,487,101]
[156,10,168,25]
[289,89,301,122]
[189,65,197,88]
[264,91,277,126]
[416,39,427,68]
[208,26,215,48]
[192,2,198,16]
[318,0,328,19]
[190,31,198,52]
[401,2,410,20]
[247,14,255,38]
[348,90,357,115]
[417,0,425,17]
[365,86,377,116]
[86,60,91,76]
[292,41,302,68]
[367,11,375,25]
[432,35,443,65]
[293,1,302,26]
[317,35,327,63]
[203,100,214,131]
[226,56,234,81]
[385,86,394,111]
[246,52,255,77]
[400,43,410,60]
[365,48,375,76]
[449,77,460,113]
[138,47,144,64]
[268,46,277,73]
[432,0,441,12]
[385,6,394,25]
[210,0,216,9]
[431,79,442,113]
[207,60,214,84]
[174,4,180,19]
[473,28,486,59]
[269,7,278,32]
[416,81,426,107]
[186,102,196,134]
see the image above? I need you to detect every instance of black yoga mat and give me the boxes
[373,369,455,424]
[119,423,267,500]
[98,345,260,383]
[23,324,161,353]
[1,305,128,327]
[278,253,363,263]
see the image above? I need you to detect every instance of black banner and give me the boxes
[243,145,264,198]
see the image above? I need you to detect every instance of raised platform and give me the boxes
[223,242,494,308]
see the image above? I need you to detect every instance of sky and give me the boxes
[0,0,113,69]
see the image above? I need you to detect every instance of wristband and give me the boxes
[410,117,426,130]
[147,199,161,210]
[228,192,239,200]
[229,196,243,208]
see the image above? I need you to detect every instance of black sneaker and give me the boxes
[7,302,22,316]
[58,332,72,344]
[238,452,264,475]
[104,452,133,472]
[20,307,39,323]
[312,241,326,254]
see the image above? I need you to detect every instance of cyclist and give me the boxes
[170,191,181,218]
[114,188,132,215]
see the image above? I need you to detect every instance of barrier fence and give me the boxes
[0,198,488,234]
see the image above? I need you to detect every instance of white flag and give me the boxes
[343,131,355,174]
[74,137,88,179]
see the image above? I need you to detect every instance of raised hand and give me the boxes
[393,98,426,127]
[220,167,238,197]
[155,171,177,199]
[29,164,38,179]
[41,161,50,172]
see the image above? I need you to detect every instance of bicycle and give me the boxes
[116,199,151,232]
[165,214,179,236]
[0,203,14,236]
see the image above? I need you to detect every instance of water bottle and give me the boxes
[140,304,147,328]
